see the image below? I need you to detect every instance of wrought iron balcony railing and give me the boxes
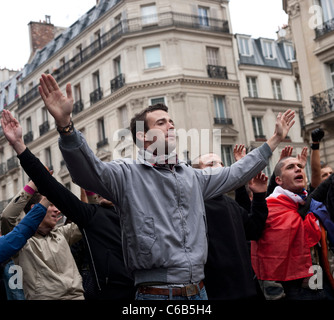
[39,121,50,136]
[23,131,34,144]
[310,87,334,118]
[72,100,84,116]
[7,156,19,171]
[96,137,109,149]
[214,117,233,125]
[18,12,229,109]
[110,74,125,93]
[90,88,103,105]
[207,65,228,79]
[315,17,334,38]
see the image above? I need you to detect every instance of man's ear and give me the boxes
[275,175,282,186]
[136,131,145,143]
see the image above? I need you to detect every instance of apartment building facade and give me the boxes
[283,0,334,168]
[234,32,305,175]
[0,0,248,205]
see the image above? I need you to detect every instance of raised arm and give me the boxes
[1,110,95,228]
[39,73,73,128]
[266,109,295,152]
[0,198,50,263]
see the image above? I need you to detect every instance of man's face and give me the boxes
[321,166,333,181]
[275,157,306,193]
[143,110,176,154]
[198,153,223,169]
[39,204,61,229]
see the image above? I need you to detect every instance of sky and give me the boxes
[0,0,288,71]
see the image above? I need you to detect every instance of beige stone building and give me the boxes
[0,0,305,209]
[0,0,244,205]
[283,0,334,167]
[234,32,305,176]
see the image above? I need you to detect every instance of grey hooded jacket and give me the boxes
[59,129,271,285]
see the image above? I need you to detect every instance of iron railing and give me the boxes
[310,87,334,118]
[18,12,229,109]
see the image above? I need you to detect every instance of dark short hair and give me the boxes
[274,156,293,177]
[130,103,168,147]
[23,192,42,214]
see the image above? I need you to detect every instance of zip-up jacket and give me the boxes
[17,148,135,300]
[59,129,272,285]
[0,203,47,263]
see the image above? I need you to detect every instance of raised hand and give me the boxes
[297,146,308,168]
[233,144,246,161]
[39,74,73,127]
[274,109,295,140]
[279,145,293,160]
[267,109,295,152]
[1,110,25,154]
[248,172,268,194]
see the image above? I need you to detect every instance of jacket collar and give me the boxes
[138,149,179,167]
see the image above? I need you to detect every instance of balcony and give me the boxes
[207,65,228,79]
[96,137,109,149]
[18,84,40,109]
[72,100,84,116]
[19,12,229,109]
[90,88,103,105]
[310,87,334,118]
[0,162,6,176]
[315,17,334,39]
[214,117,233,125]
[110,74,125,93]
[7,156,19,171]
[39,121,50,137]
[23,131,34,144]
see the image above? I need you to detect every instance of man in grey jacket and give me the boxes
[38,73,295,300]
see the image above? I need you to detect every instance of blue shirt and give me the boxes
[0,203,47,263]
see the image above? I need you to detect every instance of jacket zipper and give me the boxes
[82,228,101,291]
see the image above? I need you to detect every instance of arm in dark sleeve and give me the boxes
[242,192,268,240]
[298,174,333,219]
[17,148,94,228]
[0,203,46,263]
[235,185,251,212]
[266,172,277,197]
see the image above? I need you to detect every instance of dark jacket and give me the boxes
[18,148,135,300]
[204,191,268,300]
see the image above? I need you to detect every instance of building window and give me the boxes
[295,81,302,101]
[330,63,334,87]
[214,96,227,119]
[45,147,53,171]
[321,0,334,22]
[97,118,108,148]
[284,43,295,61]
[150,96,166,105]
[93,71,100,90]
[119,105,128,129]
[141,4,158,25]
[26,117,32,132]
[272,79,282,100]
[262,40,275,59]
[144,46,161,69]
[221,145,233,167]
[238,37,251,56]
[198,6,209,26]
[206,47,219,65]
[246,77,258,98]
[114,56,122,76]
[252,116,265,139]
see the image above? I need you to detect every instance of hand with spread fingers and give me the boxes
[38,74,73,128]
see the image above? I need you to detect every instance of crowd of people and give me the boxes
[0,73,333,300]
